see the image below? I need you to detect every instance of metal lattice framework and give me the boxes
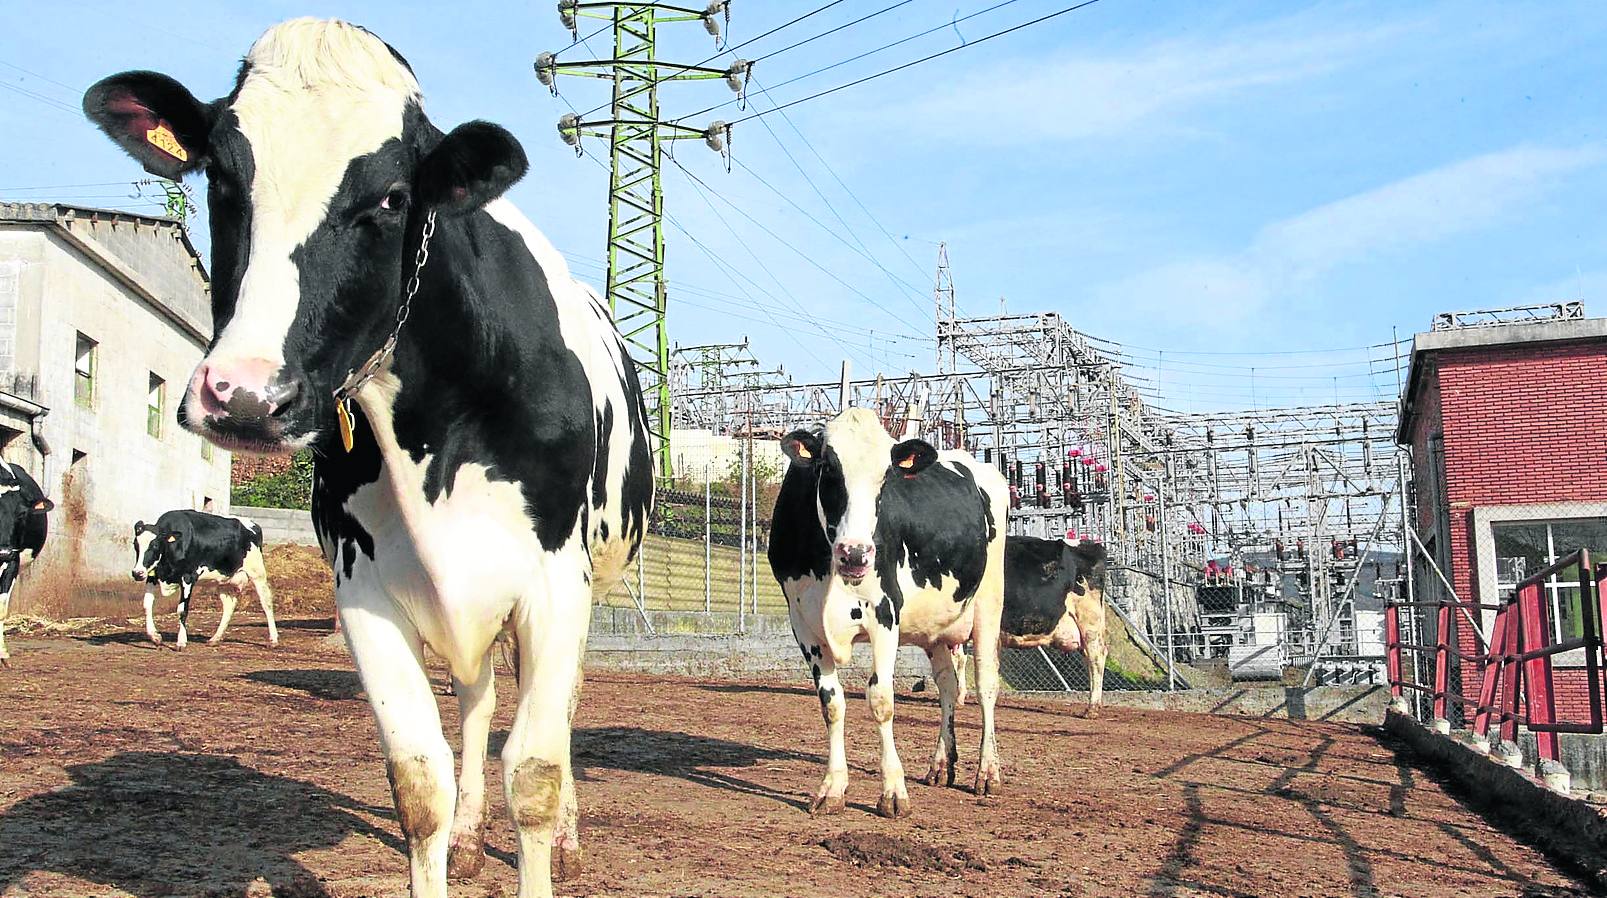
[542,1,743,480]
[670,248,1407,666]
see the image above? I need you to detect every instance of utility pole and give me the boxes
[539,1,748,483]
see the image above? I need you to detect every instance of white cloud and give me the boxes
[858,14,1415,147]
[1092,143,1605,331]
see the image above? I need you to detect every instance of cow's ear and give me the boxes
[781,429,822,467]
[83,71,212,180]
[417,121,528,216]
[889,439,938,476]
[31,498,53,512]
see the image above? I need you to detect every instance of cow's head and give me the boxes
[779,408,939,585]
[84,18,528,453]
[0,468,50,569]
[131,520,176,581]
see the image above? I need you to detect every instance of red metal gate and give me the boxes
[1385,549,1607,774]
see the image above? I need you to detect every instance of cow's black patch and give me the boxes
[875,596,897,629]
[868,672,879,688]
[873,462,991,619]
[591,400,613,511]
[0,463,49,562]
[767,460,831,585]
[1001,535,1107,638]
[810,663,820,683]
[849,606,862,620]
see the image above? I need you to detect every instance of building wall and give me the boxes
[1420,340,1607,704]
[0,216,230,615]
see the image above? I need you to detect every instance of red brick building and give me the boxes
[1398,311,1607,721]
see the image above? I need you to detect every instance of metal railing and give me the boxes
[1385,548,1607,789]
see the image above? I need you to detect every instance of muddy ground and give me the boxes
[0,609,1594,898]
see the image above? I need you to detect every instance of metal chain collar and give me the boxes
[333,208,438,406]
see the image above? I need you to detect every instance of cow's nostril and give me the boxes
[267,377,303,418]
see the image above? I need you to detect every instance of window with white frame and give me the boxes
[1492,518,1607,643]
[74,333,96,407]
[147,372,165,438]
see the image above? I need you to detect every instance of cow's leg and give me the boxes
[552,659,584,881]
[503,574,589,898]
[1079,592,1108,719]
[446,651,494,880]
[972,615,1003,797]
[175,576,196,650]
[246,551,279,646]
[341,592,454,898]
[142,585,162,645]
[952,643,969,706]
[0,564,13,666]
[921,642,960,787]
[809,654,849,814]
[866,624,908,817]
[208,592,238,645]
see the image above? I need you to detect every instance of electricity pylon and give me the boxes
[539,1,748,482]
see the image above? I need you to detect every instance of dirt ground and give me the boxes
[0,610,1594,898]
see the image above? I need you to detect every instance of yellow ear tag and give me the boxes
[145,123,188,162]
[336,400,355,453]
[166,535,177,543]
[897,455,916,469]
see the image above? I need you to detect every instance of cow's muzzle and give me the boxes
[835,543,874,585]
[185,357,310,452]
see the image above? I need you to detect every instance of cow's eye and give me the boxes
[379,189,411,213]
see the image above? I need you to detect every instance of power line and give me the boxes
[728,0,1107,126]
[746,74,931,283]
[0,79,82,117]
[675,0,1031,124]
[668,154,925,335]
[750,0,919,64]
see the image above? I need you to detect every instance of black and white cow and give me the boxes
[999,535,1109,717]
[132,510,276,649]
[85,19,652,898]
[0,462,52,666]
[770,408,1008,816]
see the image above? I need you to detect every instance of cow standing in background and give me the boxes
[0,462,52,666]
[132,511,277,648]
[85,19,651,898]
[770,408,1009,816]
[999,535,1110,717]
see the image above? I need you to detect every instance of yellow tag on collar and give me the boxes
[145,123,188,162]
[335,401,355,453]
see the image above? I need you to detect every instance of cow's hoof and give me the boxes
[207,637,224,646]
[147,633,162,646]
[974,773,1001,797]
[1083,704,1102,720]
[0,656,9,669]
[809,792,846,816]
[920,762,947,787]
[876,790,911,819]
[268,638,280,648]
[446,831,485,880]
[551,839,583,882]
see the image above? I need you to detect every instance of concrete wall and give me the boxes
[242,506,319,547]
[0,210,230,614]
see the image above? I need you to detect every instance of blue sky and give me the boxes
[3,1,1604,411]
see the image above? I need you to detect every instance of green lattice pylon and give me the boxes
[543,1,742,483]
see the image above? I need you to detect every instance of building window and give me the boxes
[74,333,96,407]
[1493,518,1607,643]
[147,373,165,438]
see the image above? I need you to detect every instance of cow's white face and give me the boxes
[780,408,940,586]
[131,523,159,580]
[84,18,529,455]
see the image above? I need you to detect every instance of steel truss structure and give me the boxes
[670,252,1407,667]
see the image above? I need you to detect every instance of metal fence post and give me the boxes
[704,456,712,613]
[1160,456,1177,691]
[739,439,747,618]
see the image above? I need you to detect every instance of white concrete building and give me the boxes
[0,203,230,613]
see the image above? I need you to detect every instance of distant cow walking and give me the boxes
[999,536,1110,717]
[0,462,53,666]
[132,511,276,649]
[770,408,1009,816]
